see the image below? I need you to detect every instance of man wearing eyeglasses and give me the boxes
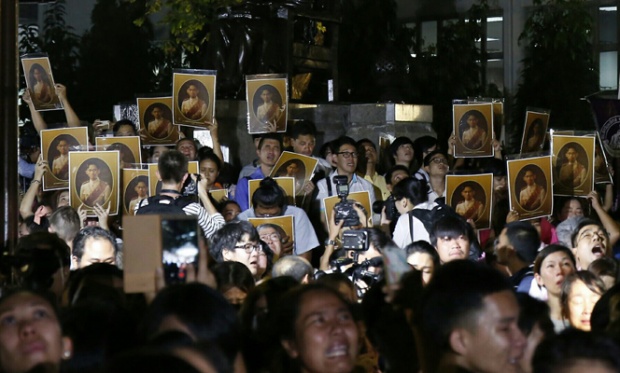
[237,177,319,260]
[422,150,449,204]
[571,219,611,270]
[315,136,377,227]
[209,221,265,279]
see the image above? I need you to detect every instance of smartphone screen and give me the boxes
[161,216,199,285]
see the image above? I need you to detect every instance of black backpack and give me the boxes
[135,195,194,215]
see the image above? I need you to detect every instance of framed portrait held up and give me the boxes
[246,74,288,134]
[452,103,494,158]
[96,136,142,168]
[41,127,89,191]
[122,169,149,215]
[552,134,595,197]
[69,151,120,216]
[520,109,550,154]
[446,173,493,230]
[507,155,553,220]
[137,97,180,145]
[248,215,295,257]
[21,54,62,111]
[270,151,319,195]
[249,177,296,207]
[323,191,372,233]
[173,70,216,128]
[208,189,228,203]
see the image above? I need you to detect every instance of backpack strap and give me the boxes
[326,175,333,197]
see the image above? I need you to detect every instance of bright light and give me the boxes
[600,6,617,11]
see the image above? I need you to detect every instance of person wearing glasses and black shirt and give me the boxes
[315,136,376,227]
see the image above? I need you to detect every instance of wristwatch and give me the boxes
[324,239,337,246]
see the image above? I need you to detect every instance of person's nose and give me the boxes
[19,320,37,339]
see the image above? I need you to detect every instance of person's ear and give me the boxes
[535,273,544,287]
[222,249,234,261]
[281,339,299,359]
[61,337,73,360]
[449,328,469,356]
[181,173,189,184]
[71,256,79,269]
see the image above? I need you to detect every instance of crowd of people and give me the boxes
[7,84,620,373]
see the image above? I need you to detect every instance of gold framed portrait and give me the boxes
[173,70,216,127]
[446,173,493,229]
[41,127,89,191]
[452,103,494,158]
[96,136,142,168]
[122,169,149,215]
[269,151,319,195]
[323,191,372,233]
[552,135,595,197]
[249,177,296,207]
[248,215,295,253]
[246,74,288,134]
[507,156,553,220]
[69,151,119,216]
[21,54,62,111]
[208,189,228,203]
[137,97,180,145]
[595,133,613,184]
[520,110,550,154]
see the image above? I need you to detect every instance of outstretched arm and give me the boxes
[206,119,224,163]
[56,84,81,128]
[19,157,47,219]
[22,89,47,134]
[588,190,620,246]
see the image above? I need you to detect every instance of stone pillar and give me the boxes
[0,0,18,253]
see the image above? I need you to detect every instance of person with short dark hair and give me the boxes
[532,329,620,373]
[213,261,256,308]
[430,215,475,264]
[72,226,119,269]
[588,257,619,290]
[237,177,319,260]
[515,294,554,373]
[495,221,541,293]
[315,136,376,226]
[412,135,438,183]
[389,137,415,170]
[560,271,605,331]
[209,221,265,279]
[571,218,614,270]
[391,177,434,247]
[136,150,225,239]
[112,119,137,137]
[357,138,390,200]
[79,162,111,207]
[405,240,439,284]
[234,133,283,212]
[423,150,449,203]
[418,260,525,373]
[385,165,410,193]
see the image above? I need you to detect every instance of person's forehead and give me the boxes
[137,181,146,187]
[87,164,98,170]
[430,154,446,161]
[259,226,276,234]
[463,186,473,191]
[339,144,356,152]
[295,134,315,142]
[579,224,604,234]
[261,139,280,148]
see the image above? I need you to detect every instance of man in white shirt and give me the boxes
[315,136,376,226]
[519,168,546,211]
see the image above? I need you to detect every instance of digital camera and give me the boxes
[332,175,361,227]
